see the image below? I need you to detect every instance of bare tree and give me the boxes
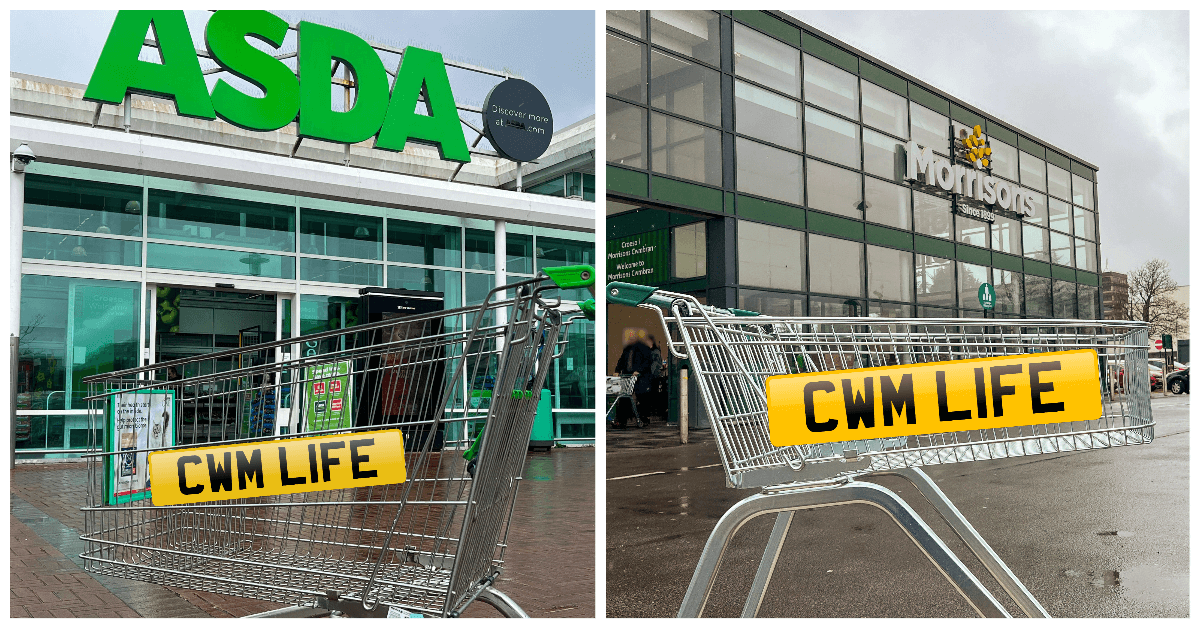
[1126,258,1189,337]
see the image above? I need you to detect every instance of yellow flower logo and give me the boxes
[959,125,992,169]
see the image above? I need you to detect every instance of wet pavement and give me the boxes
[11,447,594,618]
[606,397,1189,617]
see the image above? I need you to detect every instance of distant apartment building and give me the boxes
[1102,271,1129,320]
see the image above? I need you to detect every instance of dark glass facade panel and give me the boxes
[809,234,863,297]
[387,267,462,309]
[1079,284,1098,319]
[735,80,802,151]
[537,237,596,302]
[1023,190,1048,226]
[913,191,951,240]
[736,137,802,205]
[806,160,862,218]
[465,228,495,271]
[607,33,646,102]
[955,214,989,248]
[1075,239,1097,272]
[147,243,295,279]
[148,189,295,252]
[650,10,720,66]
[733,23,800,97]
[507,233,534,275]
[1071,174,1095,210]
[673,222,707,279]
[739,289,806,316]
[650,50,721,126]
[910,103,948,155]
[957,261,989,310]
[1074,206,1097,241]
[992,269,1022,315]
[1019,151,1046,192]
[24,174,143,236]
[870,302,914,318]
[1053,279,1077,318]
[23,232,141,267]
[1022,224,1049,261]
[917,306,955,318]
[802,53,858,121]
[804,106,860,169]
[1025,274,1052,317]
[989,139,1018,182]
[607,98,646,168]
[300,258,383,286]
[992,217,1021,254]
[867,244,913,302]
[864,176,911,229]
[651,113,722,186]
[300,208,382,260]
[862,128,905,181]
[738,221,805,291]
[811,296,864,317]
[915,254,955,307]
[606,10,644,38]
[861,81,907,139]
[387,220,460,268]
[1049,197,1072,234]
[1050,231,1073,267]
[1046,162,1071,201]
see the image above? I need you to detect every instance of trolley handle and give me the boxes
[606,281,759,318]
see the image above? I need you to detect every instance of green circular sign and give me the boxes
[978,283,996,310]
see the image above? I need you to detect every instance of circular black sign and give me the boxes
[482,79,553,163]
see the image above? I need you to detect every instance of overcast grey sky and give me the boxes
[786,11,1189,283]
[10,10,595,136]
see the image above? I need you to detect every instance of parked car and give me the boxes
[1149,359,1187,373]
[1166,368,1189,395]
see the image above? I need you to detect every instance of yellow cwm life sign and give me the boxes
[766,350,1102,447]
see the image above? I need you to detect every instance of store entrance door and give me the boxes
[152,286,279,377]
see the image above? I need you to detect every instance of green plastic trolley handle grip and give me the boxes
[578,298,596,321]
[545,264,595,289]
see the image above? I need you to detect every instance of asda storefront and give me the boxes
[11,10,596,458]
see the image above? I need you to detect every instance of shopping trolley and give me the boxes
[607,281,1154,618]
[605,375,641,427]
[78,266,594,618]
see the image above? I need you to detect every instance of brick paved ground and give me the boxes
[11,448,594,618]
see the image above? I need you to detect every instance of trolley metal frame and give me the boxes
[607,282,1154,618]
[78,268,594,618]
[605,375,641,427]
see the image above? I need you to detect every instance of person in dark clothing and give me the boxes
[646,335,666,422]
[613,331,654,428]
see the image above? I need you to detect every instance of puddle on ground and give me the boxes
[1060,565,1187,603]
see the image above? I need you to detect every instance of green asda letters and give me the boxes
[84,10,470,163]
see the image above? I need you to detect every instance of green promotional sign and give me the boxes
[607,229,669,287]
[84,10,470,162]
[978,282,996,310]
[305,360,354,431]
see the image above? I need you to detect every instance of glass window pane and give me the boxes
[1022,224,1049,261]
[673,222,707,279]
[915,254,955,307]
[811,295,864,317]
[861,81,907,139]
[1050,231,1073,267]
[956,214,989,248]
[606,34,645,102]
[387,220,460,267]
[736,137,802,205]
[739,289,806,316]
[526,176,565,198]
[465,228,495,271]
[507,233,534,275]
[148,189,295,252]
[1049,197,1072,234]
[650,50,721,125]
[147,243,295,279]
[606,10,643,39]
[23,232,141,267]
[1019,151,1046,192]
[864,176,911,229]
[913,191,951,240]
[806,160,862,218]
[808,234,863,297]
[1025,275,1052,317]
[869,302,914,318]
[738,221,805,292]
[862,128,905,181]
[300,258,382,285]
[387,267,462,309]
[735,80,802,151]
[465,272,496,307]
[1072,174,1095,210]
[992,216,1022,254]
[918,306,955,318]
[537,237,595,302]
[300,295,360,337]
[1079,284,1098,319]
[734,23,800,97]
[24,174,143,236]
[992,269,1022,315]
[803,53,858,120]
[988,139,1018,182]
[1053,279,1077,318]
[650,10,720,66]
[867,244,913,302]
[299,208,381,260]
[804,106,860,168]
[1075,239,1097,272]
[651,112,722,186]
[957,261,989,310]
[607,98,646,169]
[1022,190,1048,227]
[910,102,948,156]
[1047,163,1071,201]
[1073,206,1096,241]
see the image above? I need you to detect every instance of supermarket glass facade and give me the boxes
[606,10,1102,321]
[16,162,596,458]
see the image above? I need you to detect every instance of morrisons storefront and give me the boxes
[11,11,596,458]
[605,10,1102,421]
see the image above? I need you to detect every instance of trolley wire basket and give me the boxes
[78,267,594,618]
[605,375,640,427]
[608,281,1154,618]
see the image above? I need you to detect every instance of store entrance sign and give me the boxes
[84,10,471,162]
[607,230,669,286]
[905,141,1034,219]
